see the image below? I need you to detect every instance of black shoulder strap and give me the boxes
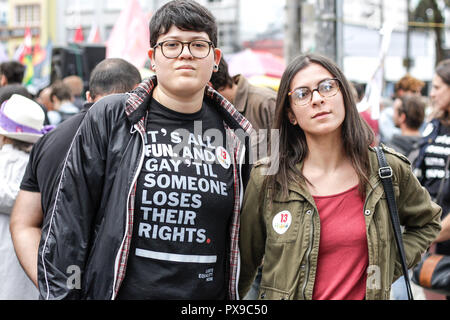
[374,146,414,300]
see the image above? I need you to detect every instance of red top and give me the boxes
[312,185,368,300]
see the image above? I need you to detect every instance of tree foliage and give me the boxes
[412,0,449,63]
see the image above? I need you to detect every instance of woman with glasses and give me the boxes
[238,54,441,300]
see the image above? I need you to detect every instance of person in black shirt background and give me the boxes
[411,59,450,299]
[10,58,141,287]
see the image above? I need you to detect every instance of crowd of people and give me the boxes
[0,0,449,301]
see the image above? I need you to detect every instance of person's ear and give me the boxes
[399,112,407,125]
[287,109,298,126]
[213,48,222,72]
[86,91,94,103]
[148,48,156,70]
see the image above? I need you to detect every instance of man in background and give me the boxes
[63,75,85,109]
[210,57,276,160]
[380,74,425,143]
[0,61,25,87]
[387,95,425,156]
[47,81,79,125]
[10,58,142,287]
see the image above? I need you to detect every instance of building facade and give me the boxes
[342,0,435,83]
[1,0,240,61]
[3,0,56,56]
[56,0,240,54]
[296,0,436,83]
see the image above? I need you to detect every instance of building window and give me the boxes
[15,4,40,27]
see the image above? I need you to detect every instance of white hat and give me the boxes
[0,94,46,143]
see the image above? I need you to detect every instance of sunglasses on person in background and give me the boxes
[153,40,214,59]
[288,78,341,106]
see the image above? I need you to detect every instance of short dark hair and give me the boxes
[50,81,72,102]
[0,61,26,84]
[0,84,31,104]
[149,0,218,48]
[88,58,141,100]
[397,95,425,130]
[209,57,234,91]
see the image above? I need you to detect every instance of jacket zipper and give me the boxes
[111,124,146,299]
[235,143,245,300]
[363,180,380,214]
[301,207,315,299]
[363,180,381,300]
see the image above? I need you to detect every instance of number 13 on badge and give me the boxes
[272,211,292,235]
[216,146,231,169]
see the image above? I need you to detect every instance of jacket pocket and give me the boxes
[265,191,305,243]
[258,286,290,300]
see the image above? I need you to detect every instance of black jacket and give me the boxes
[38,77,253,299]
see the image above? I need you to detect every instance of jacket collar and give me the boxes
[125,76,253,135]
[283,147,383,201]
[233,75,248,114]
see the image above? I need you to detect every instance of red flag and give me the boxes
[106,0,149,68]
[73,25,84,43]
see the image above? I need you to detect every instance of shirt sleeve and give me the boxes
[19,141,40,193]
[38,105,108,300]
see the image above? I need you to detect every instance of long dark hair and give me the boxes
[435,59,450,126]
[266,54,374,199]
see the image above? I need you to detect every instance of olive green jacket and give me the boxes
[238,145,442,300]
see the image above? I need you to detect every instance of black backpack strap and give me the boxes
[374,146,414,300]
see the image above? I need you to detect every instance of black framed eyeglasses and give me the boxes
[288,78,341,106]
[154,40,214,59]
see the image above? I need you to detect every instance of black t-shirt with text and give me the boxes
[421,123,450,200]
[421,123,450,255]
[117,98,234,300]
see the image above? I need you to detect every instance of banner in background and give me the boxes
[32,41,52,92]
[358,21,394,120]
[21,27,34,87]
[106,0,150,68]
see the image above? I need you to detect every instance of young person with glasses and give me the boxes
[238,54,441,300]
[38,0,252,300]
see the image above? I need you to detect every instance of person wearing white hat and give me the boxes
[0,94,49,299]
